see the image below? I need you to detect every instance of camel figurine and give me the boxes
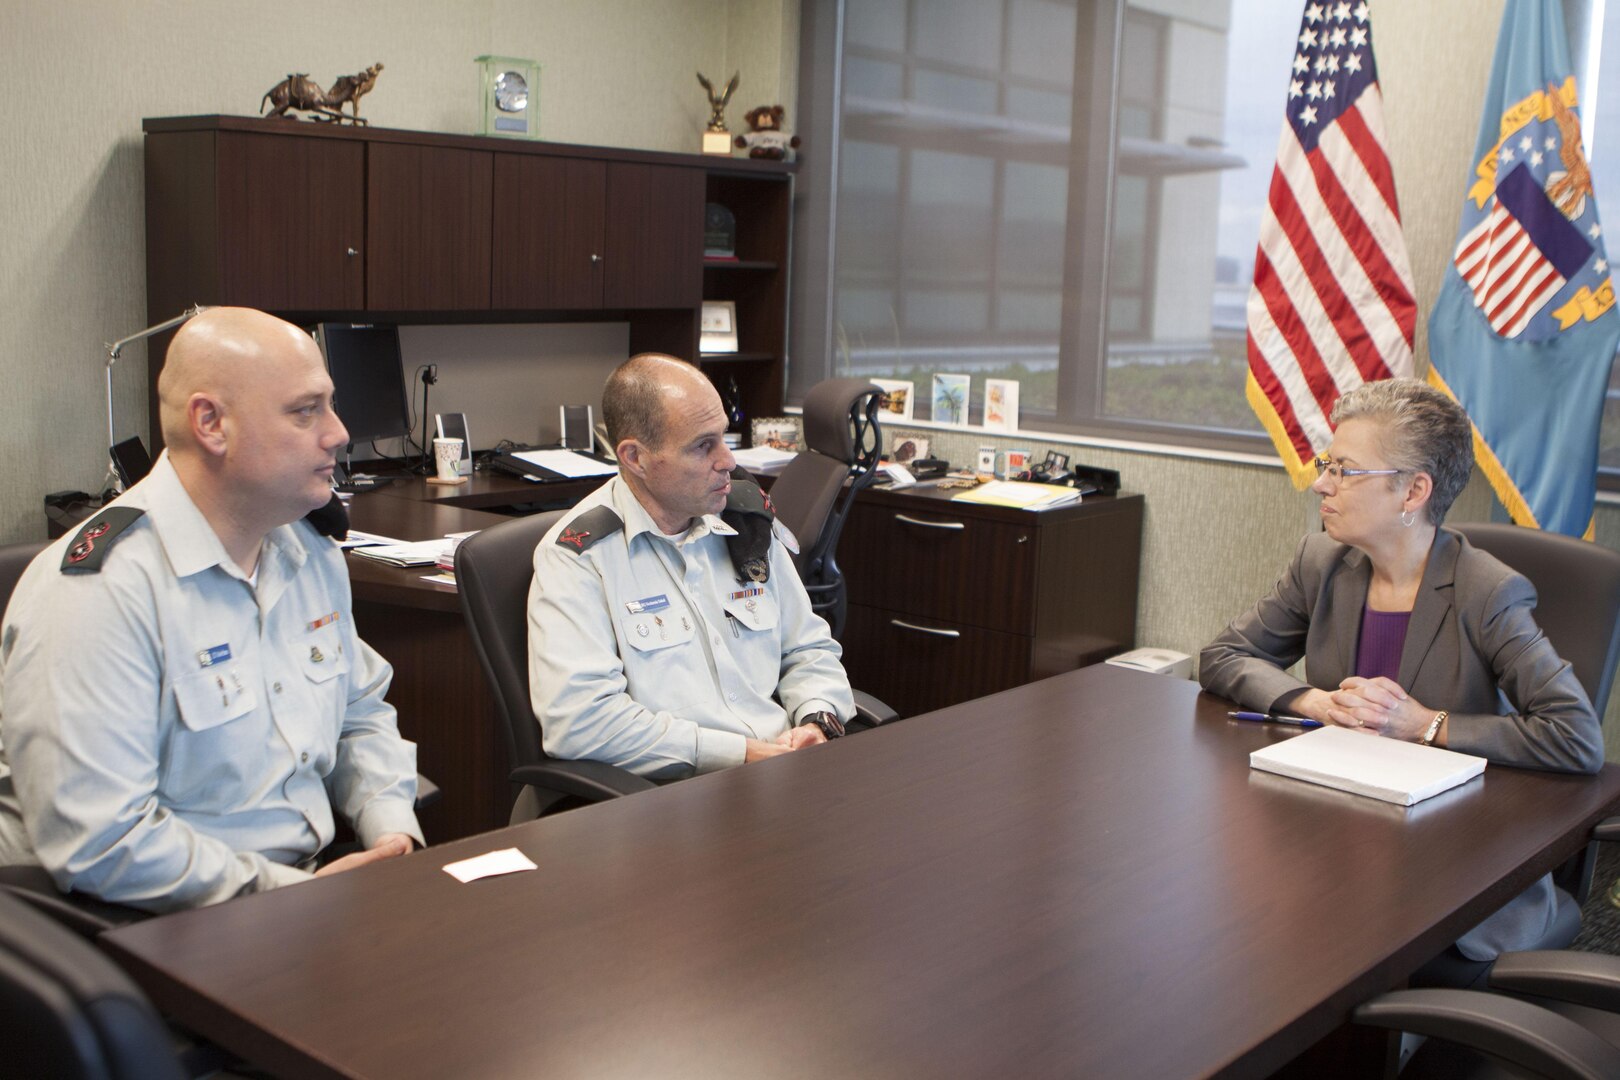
[261,63,384,125]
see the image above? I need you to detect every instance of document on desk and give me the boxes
[510,449,618,479]
[350,539,457,567]
[442,848,538,883]
[1250,726,1486,806]
[952,480,1080,510]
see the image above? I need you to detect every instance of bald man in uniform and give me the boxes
[529,354,854,780]
[0,307,422,913]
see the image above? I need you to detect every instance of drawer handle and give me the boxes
[890,619,961,639]
[893,514,965,531]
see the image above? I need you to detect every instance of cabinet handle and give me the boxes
[893,514,965,531]
[590,253,602,264]
[890,619,961,639]
[346,247,359,257]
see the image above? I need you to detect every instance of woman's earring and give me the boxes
[1400,509,1416,528]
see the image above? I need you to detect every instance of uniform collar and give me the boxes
[609,475,736,547]
[128,453,309,581]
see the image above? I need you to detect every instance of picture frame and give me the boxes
[872,378,915,421]
[891,436,930,464]
[700,300,738,354]
[984,378,1019,432]
[932,373,971,426]
[751,416,805,452]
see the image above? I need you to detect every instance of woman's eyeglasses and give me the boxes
[1312,455,1401,483]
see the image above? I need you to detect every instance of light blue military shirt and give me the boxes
[0,455,421,912]
[529,476,854,779]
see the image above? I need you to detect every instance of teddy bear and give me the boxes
[734,105,801,160]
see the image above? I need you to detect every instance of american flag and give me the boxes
[1245,0,1415,487]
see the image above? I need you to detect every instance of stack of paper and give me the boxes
[732,446,798,475]
[350,539,458,568]
[1249,726,1486,806]
[951,480,1080,510]
[509,449,618,479]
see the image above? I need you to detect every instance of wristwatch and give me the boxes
[799,710,846,740]
[1420,711,1447,746]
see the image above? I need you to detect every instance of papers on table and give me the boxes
[442,847,538,883]
[951,480,1080,510]
[732,446,798,476]
[510,448,618,479]
[338,529,405,550]
[350,539,458,567]
[1249,726,1486,806]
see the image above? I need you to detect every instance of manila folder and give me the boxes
[1249,726,1486,806]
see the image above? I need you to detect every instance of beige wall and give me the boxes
[0,0,799,543]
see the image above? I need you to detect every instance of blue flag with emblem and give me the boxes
[1427,0,1619,538]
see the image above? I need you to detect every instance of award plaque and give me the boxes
[704,203,737,259]
[477,56,541,138]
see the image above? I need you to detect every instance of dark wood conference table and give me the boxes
[102,664,1620,1079]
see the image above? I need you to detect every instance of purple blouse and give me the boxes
[1355,605,1411,683]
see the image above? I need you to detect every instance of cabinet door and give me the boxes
[602,163,703,308]
[367,143,493,310]
[216,132,365,310]
[491,155,606,309]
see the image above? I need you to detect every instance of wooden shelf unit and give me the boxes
[142,115,796,449]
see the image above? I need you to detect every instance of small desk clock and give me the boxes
[476,56,540,138]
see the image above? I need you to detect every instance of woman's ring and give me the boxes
[1357,718,1365,727]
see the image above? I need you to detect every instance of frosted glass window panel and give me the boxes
[846,0,908,51]
[913,0,1004,70]
[1008,0,1079,84]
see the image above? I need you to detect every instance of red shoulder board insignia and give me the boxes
[61,506,146,574]
[554,505,623,554]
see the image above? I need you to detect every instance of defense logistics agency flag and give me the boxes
[1428,0,1620,538]
[1246,0,1416,488]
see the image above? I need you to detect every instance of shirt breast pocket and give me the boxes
[722,593,779,635]
[619,609,698,655]
[173,669,258,733]
[294,625,351,720]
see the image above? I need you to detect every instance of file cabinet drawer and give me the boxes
[841,604,1030,718]
[841,502,1036,634]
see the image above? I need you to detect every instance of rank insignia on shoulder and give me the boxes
[555,505,623,553]
[61,506,146,574]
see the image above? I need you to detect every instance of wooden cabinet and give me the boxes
[143,116,796,449]
[367,143,493,311]
[838,487,1144,718]
[491,158,702,310]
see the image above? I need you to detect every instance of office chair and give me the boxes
[0,889,189,1080]
[456,508,897,823]
[1451,524,1620,912]
[765,378,883,639]
[1353,952,1620,1079]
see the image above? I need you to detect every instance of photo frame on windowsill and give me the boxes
[872,378,915,421]
[700,300,738,353]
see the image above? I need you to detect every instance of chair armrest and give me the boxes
[852,688,899,728]
[1353,988,1620,1079]
[1591,815,1620,843]
[510,759,656,804]
[414,773,442,811]
[1489,950,1620,1013]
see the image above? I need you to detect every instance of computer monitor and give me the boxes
[314,323,412,447]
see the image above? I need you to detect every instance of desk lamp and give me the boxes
[104,306,207,492]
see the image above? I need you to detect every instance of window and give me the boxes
[793,0,1309,449]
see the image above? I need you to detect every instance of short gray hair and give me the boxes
[1330,378,1473,525]
[603,353,689,450]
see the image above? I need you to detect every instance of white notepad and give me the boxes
[1249,726,1487,806]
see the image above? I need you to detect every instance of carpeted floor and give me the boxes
[1571,841,1620,953]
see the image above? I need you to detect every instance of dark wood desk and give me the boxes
[103,665,1620,1079]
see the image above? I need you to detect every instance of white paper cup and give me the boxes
[433,437,464,481]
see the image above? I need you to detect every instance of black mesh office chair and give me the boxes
[766,378,883,639]
[456,507,896,823]
[0,889,188,1080]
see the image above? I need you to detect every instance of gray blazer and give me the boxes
[1200,527,1603,959]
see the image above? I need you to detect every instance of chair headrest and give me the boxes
[802,379,881,462]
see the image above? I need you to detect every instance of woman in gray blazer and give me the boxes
[1200,378,1602,981]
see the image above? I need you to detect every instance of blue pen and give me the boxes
[1227,710,1323,729]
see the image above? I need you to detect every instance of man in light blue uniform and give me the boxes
[529,354,854,779]
[0,308,422,913]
